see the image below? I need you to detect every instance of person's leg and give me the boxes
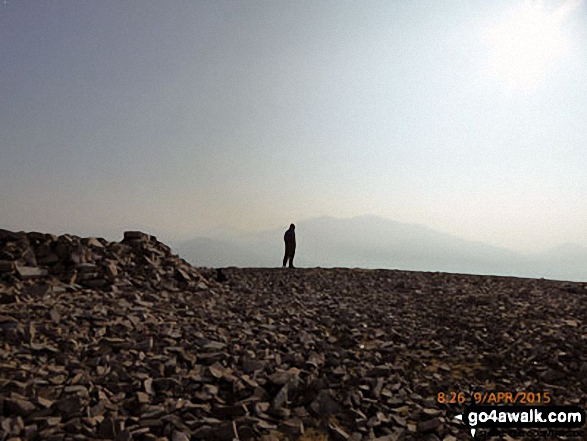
[283,252,288,267]
[288,250,295,268]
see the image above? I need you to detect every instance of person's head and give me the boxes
[290,223,295,230]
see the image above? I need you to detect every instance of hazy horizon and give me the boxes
[173,213,587,257]
[166,214,587,282]
[2,1,586,258]
[0,212,585,257]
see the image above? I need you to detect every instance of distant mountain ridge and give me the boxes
[171,215,587,282]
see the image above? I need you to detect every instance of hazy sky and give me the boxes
[1,0,586,253]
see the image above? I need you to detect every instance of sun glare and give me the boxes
[487,0,582,90]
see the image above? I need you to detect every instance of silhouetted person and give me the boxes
[283,223,296,268]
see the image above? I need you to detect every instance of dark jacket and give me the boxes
[284,229,296,249]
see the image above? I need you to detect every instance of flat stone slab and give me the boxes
[15,265,48,279]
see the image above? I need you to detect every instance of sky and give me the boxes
[1,0,586,254]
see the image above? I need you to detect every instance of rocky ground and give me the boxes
[0,230,586,440]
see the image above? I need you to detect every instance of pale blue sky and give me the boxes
[1,0,586,253]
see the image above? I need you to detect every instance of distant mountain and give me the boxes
[528,243,587,282]
[170,215,587,282]
[172,236,277,268]
[536,242,587,262]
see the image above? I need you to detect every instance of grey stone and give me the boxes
[15,266,48,280]
[417,418,442,433]
[5,398,36,416]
